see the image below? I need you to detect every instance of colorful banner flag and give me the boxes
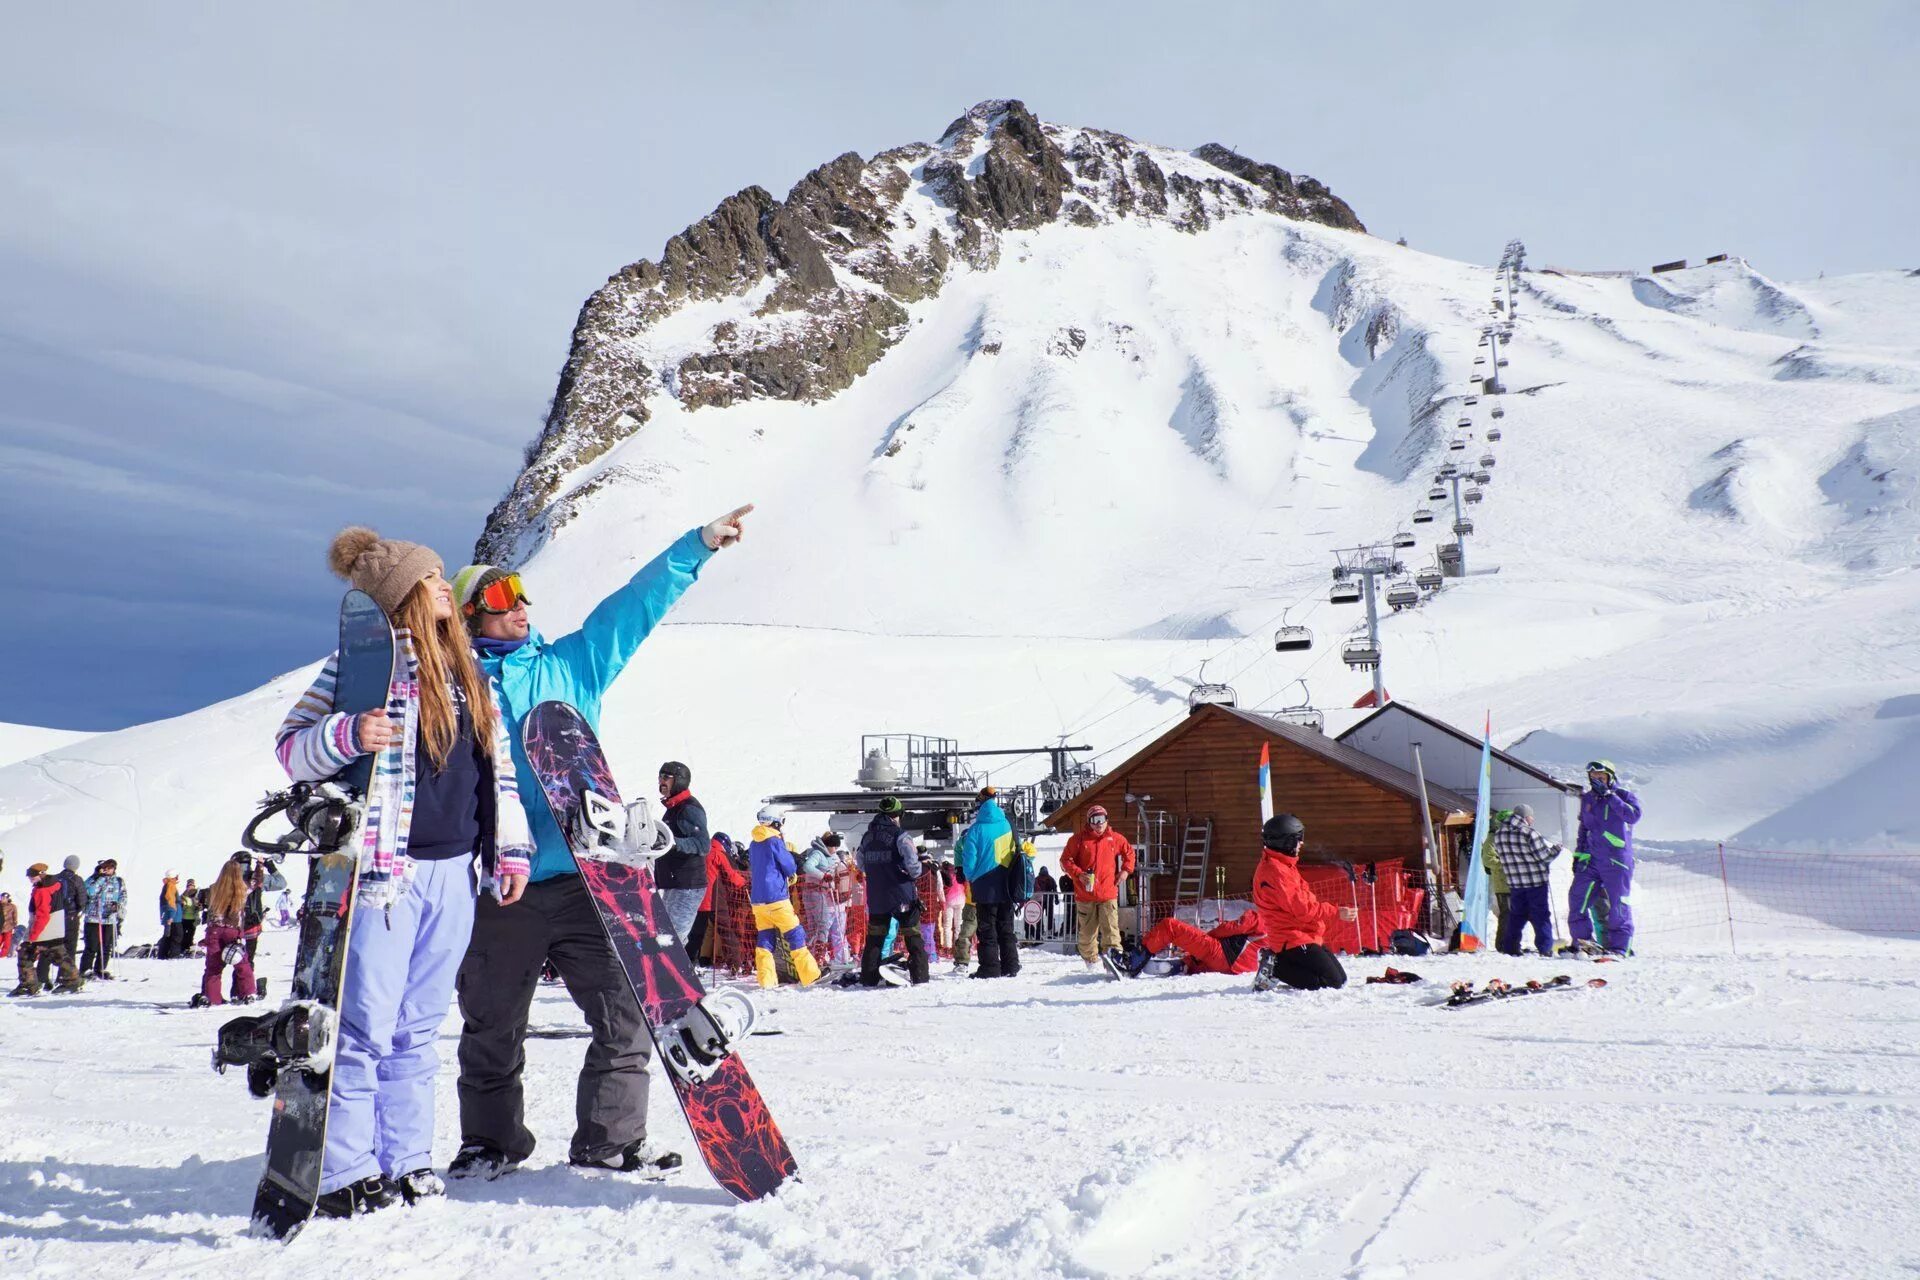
[1459,712,1495,950]
[1258,742,1274,824]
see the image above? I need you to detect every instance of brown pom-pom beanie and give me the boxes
[327,526,444,616]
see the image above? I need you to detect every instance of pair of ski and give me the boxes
[217,591,795,1239]
[1441,974,1607,1008]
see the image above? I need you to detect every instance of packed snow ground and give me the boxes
[3,926,1917,1279]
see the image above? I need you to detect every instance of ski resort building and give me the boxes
[1043,704,1475,929]
[1335,703,1582,846]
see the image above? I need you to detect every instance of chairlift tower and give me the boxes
[1331,545,1404,705]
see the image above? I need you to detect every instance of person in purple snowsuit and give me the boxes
[1569,759,1641,953]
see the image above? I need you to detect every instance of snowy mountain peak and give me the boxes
[476,100,1364,562]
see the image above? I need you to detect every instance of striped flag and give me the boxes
[1259,742,1274,823]
[1459,712,1496,950]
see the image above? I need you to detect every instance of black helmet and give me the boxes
[658,761,691,792]
[1262,814,1306,850]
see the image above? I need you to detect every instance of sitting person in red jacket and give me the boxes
[1252,814,1356,991]
[1121,909,1264,977]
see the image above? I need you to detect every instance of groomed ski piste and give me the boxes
[5,104,1920,1277]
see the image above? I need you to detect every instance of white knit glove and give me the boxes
[700,503,756,551]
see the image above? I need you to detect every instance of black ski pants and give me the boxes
[82,921,116,976]
[860,901,929,986]
[1268,943,1347,990]
[456,875,652,1164]
[972,900,1021,978]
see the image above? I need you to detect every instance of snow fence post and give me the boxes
[1716,841,1737,957]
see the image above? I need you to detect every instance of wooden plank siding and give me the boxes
[1047,705,1464,896]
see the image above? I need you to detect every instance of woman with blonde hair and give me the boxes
[275,527,533,1219]
[197,857,258,1006]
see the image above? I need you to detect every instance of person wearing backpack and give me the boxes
[956,788,1021,979]
[856,798,929,986]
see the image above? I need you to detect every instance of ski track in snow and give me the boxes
[3,933,1919,1279]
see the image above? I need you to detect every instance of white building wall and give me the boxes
[1340,711,1573,846]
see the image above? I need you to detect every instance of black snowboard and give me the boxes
[238,589,394,1238]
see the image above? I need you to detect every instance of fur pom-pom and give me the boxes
[328,526,380,580]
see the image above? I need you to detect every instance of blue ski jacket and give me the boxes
[956,799,1015,904]
[746,824,797,905]
[477,528,713,883]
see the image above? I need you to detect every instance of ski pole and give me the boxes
[1364,864,1380,952]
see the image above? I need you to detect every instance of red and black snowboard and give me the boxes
[522,699,798,1202]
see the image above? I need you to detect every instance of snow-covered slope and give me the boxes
[0,722,92,771]
[4,103,1920,923]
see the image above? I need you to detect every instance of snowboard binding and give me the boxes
[214,1001,338,1098]
[571,789,672,868]
[242,781,362,857]
[660,989,758,1085]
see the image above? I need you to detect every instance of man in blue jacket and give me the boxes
[956,788,1020,979]
[447,504,751,1181]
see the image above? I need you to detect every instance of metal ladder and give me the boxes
[1173,819,1212,906]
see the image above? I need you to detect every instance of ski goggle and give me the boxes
[465,573,530,616]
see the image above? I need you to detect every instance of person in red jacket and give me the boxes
[1252,815,1355,991]
[1124,909,1264,977]
[10,864,81,996]
[687,832,747,965]
[1059,805,1137,972]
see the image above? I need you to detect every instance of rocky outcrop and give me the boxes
[478,100,1368,562]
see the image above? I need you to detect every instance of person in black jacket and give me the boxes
[653,761,710,942]
[57,857,88,959]
[856,798,929,986]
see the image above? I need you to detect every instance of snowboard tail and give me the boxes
[523,700,798,1202]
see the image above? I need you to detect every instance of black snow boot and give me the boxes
[570,1140,684,1178]
[447,1143,521,1182]
[394,1168,445,1205]
[313,1174,400,1219]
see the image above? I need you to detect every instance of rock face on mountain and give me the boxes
[477,100,1365,562]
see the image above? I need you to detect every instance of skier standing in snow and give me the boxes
[856,798,929,985]
[11,863,81,995]
[176,878,200,957]
[448,506,749,1179]
[82,859,125,980]
[957,787,1021,979]
[0,892,16,961]
[275,527,534,1216]
[654,760,711,941]
[798,831,853,966]
[196,857,260,1007]
[1491,805,1561,956]
[746,807,823,988]
[1033,865,1057,938]
[1059,804,1135,972]
[1570,760,1641,954]
[1251,815,1356,991]
[57,856,88,961]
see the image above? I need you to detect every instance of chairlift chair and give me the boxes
[1272,679,1324,734]
[1415,566,1443,590]
[1341,634,1382,670]
[1438,464,1461,479]
[1465,396,1479,405]
[1187,659,1237,711]
[1273,608,1312,653]
[1385,580,1419,609]
[1497,358,1509,366]
[1428,485,1447,500]
[1490,406,1504,418]
[1480,454,1497,468]
[1465,487,1484,504]
[1449,439,1467,452]
[1486,427,1502,442]
[1454,517,1475,535]
[1392,530,1416,549]
[1471,469,1491,485]
[1330,580,1362,605]
[1457,417,1471,428]
[1412,507,1435,524]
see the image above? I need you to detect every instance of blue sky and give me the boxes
[3,0,1914,729]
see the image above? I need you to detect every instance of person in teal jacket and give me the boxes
[956,789,1020,979]
[447,504,752,1181]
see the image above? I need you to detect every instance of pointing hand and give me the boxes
[701,503,756,551]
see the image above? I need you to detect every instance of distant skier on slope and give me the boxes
[1118,909,1264,978]
[1251,815,1357,992]
[1570,760,1641,955]
[447,505,751,1180]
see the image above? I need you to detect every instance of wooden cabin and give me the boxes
[1044,704,1473,900]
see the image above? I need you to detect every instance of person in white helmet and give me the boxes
[745,806,821,989]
